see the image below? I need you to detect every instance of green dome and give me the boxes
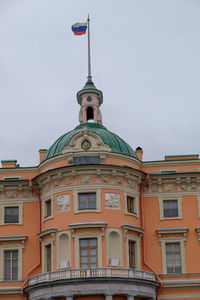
[44,123,136,161]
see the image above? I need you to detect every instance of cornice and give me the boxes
[0,235,27,242]
[157,228,188,235]
[69,222,107,229]
[143,159,200,167]
[0,287,21,295]
[38,150,142,171]
[38,228,57,238]
[122,224,144,235]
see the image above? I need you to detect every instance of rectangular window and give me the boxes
[45,200,51,218]
[128,240,136,269]
[4,250,18,280]
[78,193,96,210]
[45,244,52,272]
[127,196,135,214]
[5,207,19,223]
[163,200,178,218]
[166,243,181,273]
[80,238,97,268]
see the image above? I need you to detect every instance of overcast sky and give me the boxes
[0,0,200,166]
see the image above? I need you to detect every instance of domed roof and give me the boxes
[44,123,136,161]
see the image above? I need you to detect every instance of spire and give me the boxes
[76,16,103,125]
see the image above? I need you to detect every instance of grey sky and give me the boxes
[0,0,200,166]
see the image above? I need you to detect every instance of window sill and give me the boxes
[74,209,101,214]
[1,223,22,226]
[160,217,182,221]
[125,212,138,218]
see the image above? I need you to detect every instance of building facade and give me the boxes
[0,78,200,300]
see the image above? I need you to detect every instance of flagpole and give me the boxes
[87,14,92,81]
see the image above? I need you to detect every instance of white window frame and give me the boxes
[0,245,23,281]
[126,236,141,269]
[124,191,139,217]
[41,240,54,273]
[159,196,182,220]
[42,197,53,222]
[74,233,102,268]
[0,202,23,225]
[160,238,186,275]
[73,188,101,213]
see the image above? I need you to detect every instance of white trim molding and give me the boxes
[158,195,182,220]
[157,228,188,275]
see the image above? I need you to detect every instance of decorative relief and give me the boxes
[53,179,60,188]
[56,194,70,212]
[42,182,51,193]
[6,190,17,198]
[191,183,197,191]
[116,177,123,185]
[164,183,176,192]
[180,183,187,191]
[22,189,31,198]
[81,175,94,184]
[105,193,120,209]
[127,180,135,189]
[151,184,159,192]
[65,177,72,185]
[102,176,110,183]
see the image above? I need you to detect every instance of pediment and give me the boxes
[62,126,111,154]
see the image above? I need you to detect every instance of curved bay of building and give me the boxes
[1,80,200,300]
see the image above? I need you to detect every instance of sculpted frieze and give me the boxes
[65,176,72,185]
[56,194,70,212]
[105,193,120,209]
[163,183,176,192]
[102,176,110,183]
[81,175,94,184]
[6,190,18,198]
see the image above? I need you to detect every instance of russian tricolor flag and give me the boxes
[72,22,87,35]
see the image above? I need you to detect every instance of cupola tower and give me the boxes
[77,78,103,124]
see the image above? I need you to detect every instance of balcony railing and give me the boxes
[28,267,156,286]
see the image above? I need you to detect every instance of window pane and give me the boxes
[163,201,170,209]
[81,264,88,269]
[90,256,96,263]
[171,200,177,208]
[90,263,97,268]
[89,239,97,246]
[166,244,172,251]
[81,256,88,263]
[80,239,88,247]
[81,249,88,256]
[88,193,96,201]
[174,243,180,251]
[90,248,96,255]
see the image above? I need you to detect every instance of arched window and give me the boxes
[108,231,121,266]
[58,233,70,268]
[86,107,94,121]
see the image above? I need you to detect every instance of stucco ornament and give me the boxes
[6,190,17,198]
[105,193,120,209]
[81,175,94,183]
[81,139,91,150]
[56,194,70,212]
[65,177,72,185]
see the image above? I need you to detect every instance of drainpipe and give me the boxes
[140,174,163,300]
[21,179,41,297]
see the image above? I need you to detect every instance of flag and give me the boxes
[72,22,87,35]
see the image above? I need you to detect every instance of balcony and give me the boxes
[28,267,156,285]
[25,268,159,300]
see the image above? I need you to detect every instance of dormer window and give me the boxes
[86,107,94,121]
